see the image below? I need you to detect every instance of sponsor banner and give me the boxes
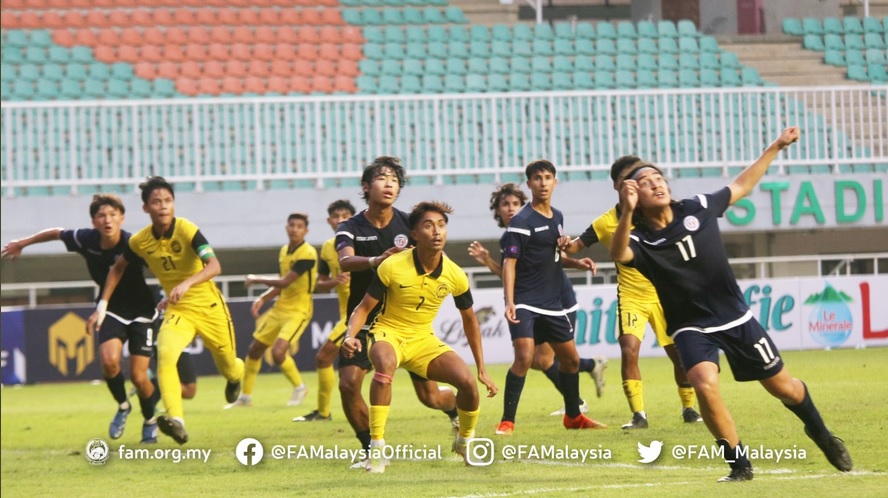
[1,310,27,385]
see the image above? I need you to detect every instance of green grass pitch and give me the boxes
[2,348,887,497]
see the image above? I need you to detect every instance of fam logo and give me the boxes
[171,240,183,253]
[49,312,93,376]
[85,438,110,466]
[804,283,853,347]
[393,234,409,248]
[435,284,450,298]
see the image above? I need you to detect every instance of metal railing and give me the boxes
[2,85,886,197]
[3,252,885,308]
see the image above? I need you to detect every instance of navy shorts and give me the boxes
[508,307,575,345]
[673,319,784,382]
[98,316,155,357]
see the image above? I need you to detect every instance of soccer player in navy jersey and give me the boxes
[498,160,607,433]
[468,183,607,419]
[610,127,852,482]
[3,194,161,443]
[334,157,459,469]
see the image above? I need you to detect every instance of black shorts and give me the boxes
[176,352,197,384]
[673,319,784,382]
[98,316,155,357]
[508,307,575,345]
[337,329,428,382]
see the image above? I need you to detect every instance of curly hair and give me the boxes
[489,183,527,228]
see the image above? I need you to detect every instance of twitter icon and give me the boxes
[637,441,664,463]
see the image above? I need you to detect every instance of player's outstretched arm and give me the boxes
[563,255,596,273]
[340,293,379,358]
[315,272,349,293]
[610,180,638,264]
[728,126,799,205]
[246,269,300,289]
[458,307,498,397]
[1,228,64,260]
[468,241,503,278]
[86,255,130,334]
[559,236,586,255]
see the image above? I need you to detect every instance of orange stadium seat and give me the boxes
[310,76,332,93]
[176,78,198,97]
[94,45,116,63]
[333,75,356,93]
[93,0,118,7]
[301,9,322,26]
[151,10,174,26]
[296,26,320,44]
[140,44,164,63]
[108,11,131,27]
[3,0,25,9]
[210,26,233,44]
[62,11,87,28]
[221,76,244,94]
[52,30,75,47]
[277,26,299,44]
[341,43,363,61]
[288,76,311,93]
[237,9,259,25]
[164,27,189,45]
[224,60,248,77]
[129,9,152,27]
[68,0,91,6]
[117,45,140,63]
[267,75,289,94]
[292,59,313,77]
[85,11,110,28]
[121,27,144,45]
[342,25,364,44]
[157,61,179,80]
[296,44,319,60]
[255,26,276,44]
[184,43,209,61]
[195,8,218,26]
[259,8,282,26]
[42,11,65,29]
[73,29,97,46]
[230,43,252,61]
[321,9,344,26]
[319,25,342,44]
[162,43,186,62]
[19,12,41,29]
[203,60,225,78]
[1,12,19,29]
[216,8,238,26]
[318,43,340,61]
[26,0,48,7]
[270,59,292,76]
[174,9,197,26]
[97,29,120,46]
[253,43,275,61]
[134,61,157,79]
[180,61,202,79]
[247,59,270,76]
[280,8,301,25]
[244,76,267,94]
[273,43,296,60]
[315,59,336,77]
[338,59,359,77]
[187,26,211,44]
[207,43,230,61]
[197,77,221,95]
[232,26,254,43]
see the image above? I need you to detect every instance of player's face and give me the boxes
[363,167,400,207]
[496,194,523,226]
[327,209,352,232]
[411,211,447,252]
[142,188,175,227]
[91,205,124,240]
[634,170,671,208]
[526,170,557,202]
[286,218,308,245]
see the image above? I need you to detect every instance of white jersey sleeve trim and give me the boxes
[696,194,708,209]
[335,231,354,240]
[507,227,531,236]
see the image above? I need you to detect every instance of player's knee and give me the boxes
[271,349,288,365]
[130,369,150,388]
[339,375,361,399]
[181,383,197,399]
[247,341,267,360]
[101,361,120,378]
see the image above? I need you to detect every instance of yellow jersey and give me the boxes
[274,241,318,313]
[320,237,349,320]
[586,206,660,303]
[367,248,472,339]
[126,217,222,311]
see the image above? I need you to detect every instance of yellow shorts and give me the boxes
[325,316,348,347]
[253,306,310,350]
[369,328,453,379]
[160,302,236,356]
[617,300,673,347]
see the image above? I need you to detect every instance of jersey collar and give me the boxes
[411,248,444,278]
[287,241,305,255]
[152,218,177,240]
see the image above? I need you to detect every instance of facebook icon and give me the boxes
[236,438,264,466]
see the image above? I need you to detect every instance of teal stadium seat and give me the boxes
[658,70,678,88]
[510,57,531,73]
[572,71,594,90]
[152,79,176,98]
[471,25,490,42]
[679,53,698,69]
[866,48,886,64]
[106,79,129,99]
[444,74,465,92]
[0,63,13,81]
[406,44,426,59]
[381,59,401,76]
[617,21,637,39]
[596,38,617,55]
[446,57,466,74]
[847,64,868,81]
[594,71,615,89]
[384,26,405,43]
[864,33,885,49]
[823,17,844,35]
[843,17,864,34]
[783,18,804,36]
[71,46,92,64]
[47,46,70,64]
[576,22,595,39]
[384,42,405,59]
[741,67,763,85]
[824,50,845,66]
[425,58,446,75]
[29,30,52,47]
[406,26,426,43]
[3,47,24,64]
[659,53,678,71]
[448,25,470,42]
[863,16,882,33]
[554,23,574,40]
[616,53,635,71]
[597,22,617,40]
[615,70,635,88]
[42,63,64,81]
[401,75,421,93]
[845,34,865,51]
[845,50,865,66]
[130,79,151,98]
[638,20,658,39]
[802,17,823,35]
[18,63,40,81]
[509,73,530,91]
[88,63,111,80]
[679,37,699,53]
[378,75,399,94]
[576,39,594,55]
[421,74,443,93]
[804,35,824,51]
[357,75,378,93]
[35,80,57,100]
[824,34,844,50]
[658,20,678,38]
[638,53,657,71]
[531,55,552,72]
[403,58,424,76]
[531,73,551,90]
[533,24,553,40]
[553,39,573,55]
[552,71,572,90]
[488,74,508,92]
[25,46,47,63]
[700,36,719,53]
[617,38,636,54]
[659,37,679,54]
[867,63,887,82]
[637,70,657,88]
[444,7,468,24]
[489,56,510,74]
[595,55,614,72]
[491,24,511,41]
[700,52,720,69]
[448,42,469,58]
[678,20,698,37]
[466,74,485,92]
[533,39,553,56]
[721,51,741,69]
[403,8,423,24]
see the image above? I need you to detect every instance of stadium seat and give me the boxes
[637,53,657,71]
[679,37,699,53]
[847,64,868,81]
[868,63,888,82]
[659,37,679,54]
[444,73,465,92]
[843,16,864,34]
[658,20,678,38]
[802,17,823,35]
[576,22,595,39]
[824,34,844,51]
[658,70,678,88]
[679,53,698,69]
[594,71,615,89]
[423,7,445,24]
[509,73,530,91]
[864,33,885,49]
[445,7,468,24]
[700,52,719,69]
[597,22,617,40]
[617,21,637,39]
[804,35,825,51]
[823,17,844,35]
[553,55,573,73]
[488,73,508,92]
[845,34,865,51]
[615,70,635,88]
[845,49,865,66]
[571,70,593,90]
[594,55,614,72]
[534,23,554,40]
[863,16,882,33]
[866,48,886,64]
[616,38,636,55]
[823,50,845,66]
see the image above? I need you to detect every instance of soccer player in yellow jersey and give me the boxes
[88,176,245,444]
[342,202,498,473]
[561,156,702,429]
[226,213,318,408]
[294,200,355,422]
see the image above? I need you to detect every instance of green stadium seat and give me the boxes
[847,64,868,81]
[576,22,595,39]
[679,37,699,52]
[553,39,573,55]
[10,81,35,101]
[35,80,58,100]
[465,73,485,92]
[444,7,468,24]
[637,53,657,71]
[403,7,423,24]
[595,55,615,72]
[401,75,421,93]
[489,56,509,74]
[637,37,658,54]
[863,16,882,33]
[152,79,176,98]
[823,17,844,34]
[659,37,679,54]
[615,70,635,88]
[658,70,678,88]
[111,63,133,80]
[509,73,530,91]
[130,79,151,98]
[678,20,698,37]
[448,41,469,58]
[3,47,24,64]
[616,21,637,39]
[403,58,424,76]
[106,79,129,99]
[574,56,593,72]
[534,23,554,40]
[29,30,53,47]
[616,38,636,54]
[342,9,363,25]
[636,70,657,88]
[7,31,29,48]
[47,46,70,64]
[444,74,465,92]
[597,22,617,40]
[802,17,823,35]
[554,23,575,40]
[658,20,678,38]
[470,25,490,42]
[658,54,678,70]
[426,25,447,43]
[384,42,406,59]
[465,57,485,74]
[405,26,426,43]
[551,71,572,90]
[448,25,470,42]
[510,57,531,73]
[679,53,698,69]
[596,38,617,55]
[381,8,404,25]
[469,40,490,58]
[843,16,864,34]
[571,70,593,90]
[530,73,551,90]
[488,73,508,92]
[380,59,401,76]
[783,18,803,36]
[575,38,594,55]
[678,68,699,86]
[406,44,426,59]
[803,35,824,51]
[383,26,404,43]
[845,50,865,66]
[741,66,763,85]
[18,63,40,81]
[0,63,15,81]
[25,46,47,63]
[491,24,511,41]
[533,39,553,56]
[866,48,886,64]
[700,52,720,69]
[720,51,741,69]
[700,36,719,53]
[868,63,888,82]
[425,58,446,75]
[70,46,93,64]
[594,71,615,89]
[357,75,378,93]
[845,34,865,50]
[421,74,443,93]
[445,57,466,74]
[378,75,399,94]
[823,50,845,66]
[531,55,552,72]
[616,53,634,70]
[824,34,844,50]
[42,63,64,81]
[88,63,110,80]
[864,33,885,49]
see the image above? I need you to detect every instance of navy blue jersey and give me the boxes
[335,208,414,319]
[626,187,750,336]
[60,228,157,321]
[502,203,566,312]
[498,231,576,310]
